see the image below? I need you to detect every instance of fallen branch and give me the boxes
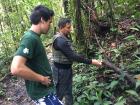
[102,60,136,87]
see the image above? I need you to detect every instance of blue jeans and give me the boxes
[33,94,63,105]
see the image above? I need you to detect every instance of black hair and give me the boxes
[30,5,54,25]
[58,18,71,29]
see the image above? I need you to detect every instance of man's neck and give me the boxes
[30,25,41,35]
[59,30,67,36]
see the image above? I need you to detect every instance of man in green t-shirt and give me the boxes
[10,5,63,105]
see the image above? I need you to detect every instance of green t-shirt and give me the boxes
[15,30,55,100]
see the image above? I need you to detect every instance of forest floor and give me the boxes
[0,74,35,105]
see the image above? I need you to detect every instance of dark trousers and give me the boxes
[52,64,73,105]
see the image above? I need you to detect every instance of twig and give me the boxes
[45,43,52,47]
[0,73,11,82]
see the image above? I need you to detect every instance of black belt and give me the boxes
[54,62,72,69]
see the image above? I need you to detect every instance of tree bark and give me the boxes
[74,0,85,44]
[63,0,69,16]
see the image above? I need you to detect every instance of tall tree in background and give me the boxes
[74,0,85,45]
[63,0,69,16]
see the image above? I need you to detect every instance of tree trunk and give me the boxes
[106,0,114,27]
[74,0,85,44]
[63,0,69,16]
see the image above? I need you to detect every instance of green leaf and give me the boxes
[77,94,86,102]
[114,99,126,105]
[89,96,98,101]
[136,80,140,89]
[137,40,140,45]
[73,102,79,105]
[94,101,101,105]
[136,24,140,29]
[116,96,124,102]
[110,28,117,32]
[125,90,139,97]
[130,27,139,31]
[107,81,119,90]
[124,35,136,40]
[103,101,112,105]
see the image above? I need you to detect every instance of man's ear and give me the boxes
[59,26,62,29]
[40,17,45,23]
